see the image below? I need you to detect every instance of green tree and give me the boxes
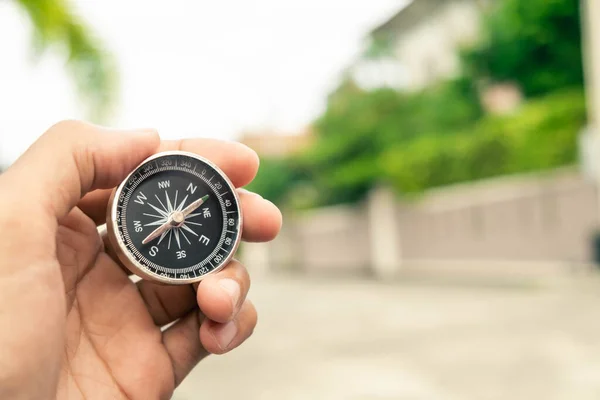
[292,76,482,206]
[14,0,117,122]
[462,0,583,97]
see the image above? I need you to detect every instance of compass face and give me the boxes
[107,151,242,284]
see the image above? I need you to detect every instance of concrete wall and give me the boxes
[242,168,599,279]
[399,169,598,263]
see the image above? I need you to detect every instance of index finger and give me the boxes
[79,137,260,224]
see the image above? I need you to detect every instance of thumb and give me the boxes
[4,120,160,219]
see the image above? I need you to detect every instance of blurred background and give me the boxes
[2,0,600,399]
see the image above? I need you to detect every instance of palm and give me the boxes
[56,207,178,399]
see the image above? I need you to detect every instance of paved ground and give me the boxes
[173,273,600,400]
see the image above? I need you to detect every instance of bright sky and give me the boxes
[0,0,406,167]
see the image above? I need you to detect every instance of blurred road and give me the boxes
[174,273,600,400]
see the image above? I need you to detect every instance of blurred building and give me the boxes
[353,0,521,113]
[368,0,494,91]
[238,129,313,158]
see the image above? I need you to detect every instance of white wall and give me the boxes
[393,0,482,90]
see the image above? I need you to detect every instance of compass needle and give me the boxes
[181,194,209,217]
[142,220,172,244]
[106,152,241,284]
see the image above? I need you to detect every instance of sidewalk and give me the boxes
[174,273,600,400]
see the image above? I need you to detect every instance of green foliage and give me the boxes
[290,76,483,206]
[251,87,586,207]
[380,88,587,194]
[462,0,583,97]
[245,158,302,206]
[15,0,117,122]
[246,0,587,209]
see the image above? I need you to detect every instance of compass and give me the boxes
[104,151,242,285]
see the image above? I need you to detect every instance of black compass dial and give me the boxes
[113,152,241,281]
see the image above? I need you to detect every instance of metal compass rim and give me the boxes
[105,150,243,285]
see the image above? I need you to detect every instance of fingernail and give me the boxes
[215,321,237,350]
[219,278,240,309]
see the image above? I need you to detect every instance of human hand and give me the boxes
[0,120,282,399]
